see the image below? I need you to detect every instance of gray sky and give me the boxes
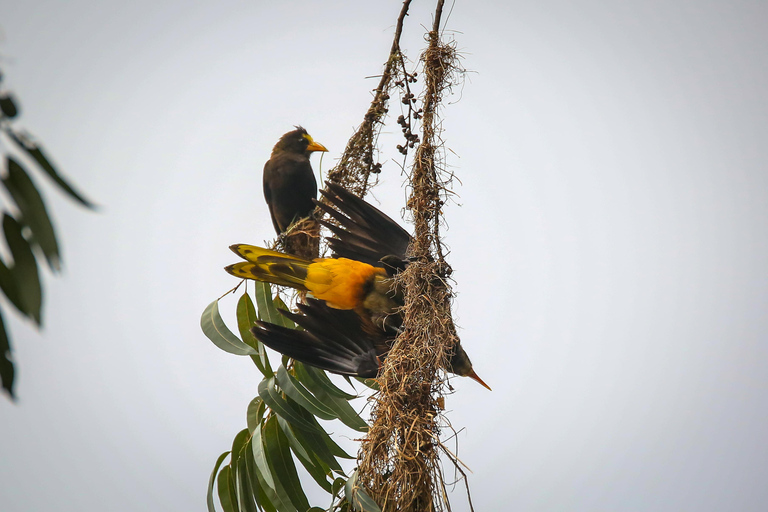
[1,1,767,511]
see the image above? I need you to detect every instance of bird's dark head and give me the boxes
[273,126,328,156]
[379,254,409,276]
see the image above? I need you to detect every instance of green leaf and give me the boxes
[6,129,95,209]
[235,451,259,512]
[286,397,351,466]
[0,254,24,316]
[311,386,368,433]
[277,415,333,493]
[257,377,317,432]
[354,377,380,391]
[253,282,281,324]
[3,157,60,271]
[230,428,250,465]
[0,94,19,118]
[294,362,357,401]
[230,462,243,512]
[201,299,257,356]
[237,292,272,376]
[272,295,296,329]
[3,214,42,324]
[208,451,231,512]
[345,470,381,512]
[332,477,346,497]
[236,293,259,350]
[0,309,15,399]
[246,397,266,434]
[217,465,238,512]
[276,365,337,421]
[263,415,311,512]
[251,421,295,512]
[244,440,277,512]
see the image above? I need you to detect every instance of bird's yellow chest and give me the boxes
[305,258,383,310]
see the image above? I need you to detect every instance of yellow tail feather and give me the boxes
[225,244,312,290]
[225,244,385,310]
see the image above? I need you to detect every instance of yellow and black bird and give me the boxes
[225,183,491,390]
[263,127,328,234]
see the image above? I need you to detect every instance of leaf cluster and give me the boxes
[0,67,95,399]
[201,282,380,512]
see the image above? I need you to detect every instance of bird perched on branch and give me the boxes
[225,183,490,390]
[263,127,328,235]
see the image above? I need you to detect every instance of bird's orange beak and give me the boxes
[468,370,492,391]
[306,140,328,152]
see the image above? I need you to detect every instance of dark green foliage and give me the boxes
[201,284,381,512]
[0,66,95,399]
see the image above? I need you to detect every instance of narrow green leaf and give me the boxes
[228,461,242,512]
[3,214,41,324]
[217,466,238,512]
[230,428,250,465]
[246,397,266,434]
[354,377,380,391]
[257,377,316,432]
[286,397,351,466]
[332,477,346,497]
[289,422,345,473]
[0,317,14,399]
[276,365,337,421]
[0,254,24,316]
[277,416,333,493]
[6,129,95,209]
[345,470,381,512]
[272,295,296,329]
[237,292,272,376]
[244,440,277,512]
[236,450,259,512]
[311,386,368,433]
[263,415,311,512]
[0,94,19,118]
[236,292,259,350]
[201,299,257,356]
[3,157,60,271]
[253,282,281,324]
[252,421,295,512]
[353,487,381,512]
[207,451,230,512]
[294,362,357,401]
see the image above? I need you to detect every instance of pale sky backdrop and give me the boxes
[1,1,767,511]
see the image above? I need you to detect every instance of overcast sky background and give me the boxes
[1,1,767,511]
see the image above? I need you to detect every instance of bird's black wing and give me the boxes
[315,182,411,267]
[250,298,381,378]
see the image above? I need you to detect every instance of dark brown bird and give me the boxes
[227,182,490,390]
[262,127,328,234]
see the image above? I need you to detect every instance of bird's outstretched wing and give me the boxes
[251,298,382,378]
[315,182,411,267]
